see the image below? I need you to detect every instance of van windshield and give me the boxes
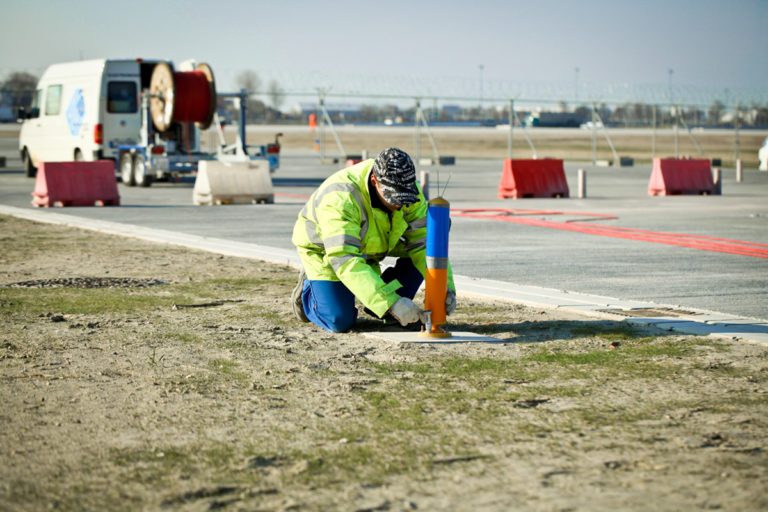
[107,81,137,114]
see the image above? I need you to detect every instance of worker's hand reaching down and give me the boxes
[389,297,423,327]
[445,290,457,315]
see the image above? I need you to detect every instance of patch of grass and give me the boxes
[708,393,768,414]
[295,440,445,487]
[239,304,295,325]
[161,332,204,344]
[522,339,693,379]
[208,276,271,288]
[208,358,249,384]
[173,276,284,297]
[569,324,643,340]
[372,356,541,382]
[334,339,727,460]
[362,391,432,432]
[453,303,507,316]
[0,287,194,316]
[0,273,292,320]
[110,442,238,486]
[160,358,250,395]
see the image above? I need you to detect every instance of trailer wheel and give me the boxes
[23,149,37,178]
[119,153,135,186]
[133,154,153,187]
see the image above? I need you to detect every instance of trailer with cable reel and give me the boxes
[149,62,216,132]
[118,60,280,188]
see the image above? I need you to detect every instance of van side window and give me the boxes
[29,89,42,118]
[45,84,62,116]
[107,81,137,113]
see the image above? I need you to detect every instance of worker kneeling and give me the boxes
[291,148,456,332]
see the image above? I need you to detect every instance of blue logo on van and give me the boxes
[66,88,85,137]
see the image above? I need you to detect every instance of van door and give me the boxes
[19,88,43,165]
[102,63,141,159]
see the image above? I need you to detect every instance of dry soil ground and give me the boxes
[1,215,767,511]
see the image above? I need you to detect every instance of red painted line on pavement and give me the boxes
[453,208,768,259]
[455,207,618,220]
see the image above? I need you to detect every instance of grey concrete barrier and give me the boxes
[193,160,274,205]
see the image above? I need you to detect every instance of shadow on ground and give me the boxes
[273,177,325,188]
[352,317,665,344]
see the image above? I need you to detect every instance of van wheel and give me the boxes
[23,149,37,178]
[119,153,135,186]
[133,154,153,187]
[74,149,84,162]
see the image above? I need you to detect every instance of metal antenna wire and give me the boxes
[440,170,452,198]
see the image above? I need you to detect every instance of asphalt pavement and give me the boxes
[1,134,767,322]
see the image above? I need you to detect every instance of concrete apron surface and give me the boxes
[1,204,766,346]
[363,331,502,344]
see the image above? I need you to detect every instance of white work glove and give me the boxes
[389,297,423,327]
[445,289,457,316]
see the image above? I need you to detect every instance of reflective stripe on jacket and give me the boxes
[291,159,454,317]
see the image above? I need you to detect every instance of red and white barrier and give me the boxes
[345,155,363,167]
[31,161,120,207]
[648,158,715,196]
[498,159,569,199]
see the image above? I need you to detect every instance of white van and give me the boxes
[18,58,158,177]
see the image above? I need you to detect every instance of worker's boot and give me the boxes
[291,270,309,323]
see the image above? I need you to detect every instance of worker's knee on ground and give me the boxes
[305,279,357,332]
[323,310,357,333]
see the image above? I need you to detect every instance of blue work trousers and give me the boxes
[301,257,423,333]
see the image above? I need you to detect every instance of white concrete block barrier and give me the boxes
[193,160,274,206]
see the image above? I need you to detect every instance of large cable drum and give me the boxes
[149,61,216,132]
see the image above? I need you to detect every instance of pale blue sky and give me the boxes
[1,0,766,105]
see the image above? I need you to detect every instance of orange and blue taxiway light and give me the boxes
[421,196,452,338]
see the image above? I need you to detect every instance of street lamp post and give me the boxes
[574,67,580,103]
[478,64,484,119]
[668,68,674,105]
[668,68,679,158]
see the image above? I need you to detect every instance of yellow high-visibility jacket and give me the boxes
[291,159,455,317]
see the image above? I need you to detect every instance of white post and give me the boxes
[735,107,741,162]
[420,170,430,201]
[508,99,514,160]
[578,169,587,198]
[736,159,743,182]
[673,105,679,158]
[319,96,326,162]
[651,104,657,159]
[591,103,597,165]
